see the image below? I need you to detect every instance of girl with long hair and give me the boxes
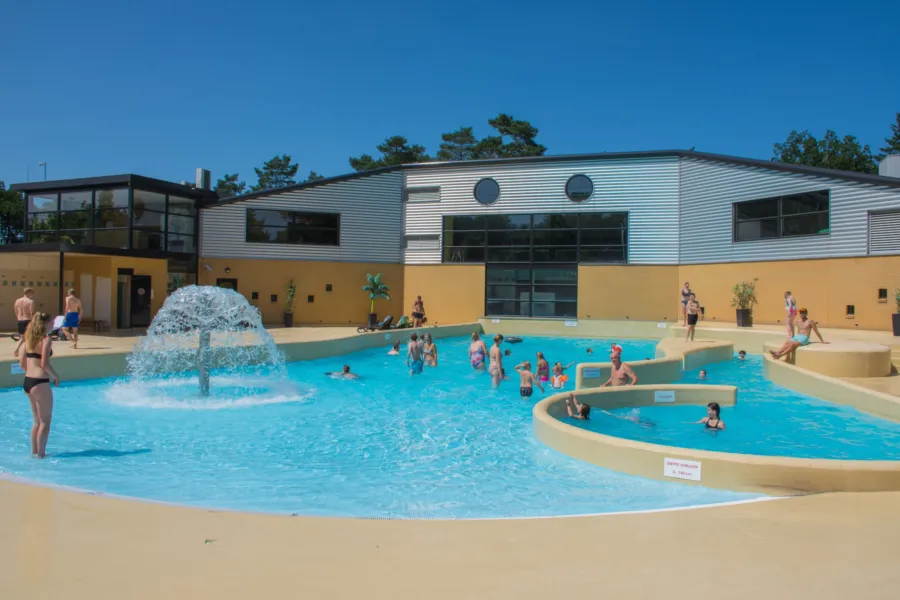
[19,312,59,458]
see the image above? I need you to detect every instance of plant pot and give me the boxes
[283,312,293,328]
[735,308,753,328]
[892,313,900,336]
[368,313,378,328]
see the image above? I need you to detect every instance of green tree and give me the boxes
[214,173,246,197]
[484,113,546,158]
[772,129,877,174]
[306,171,325,182]
[0,181,25,244]
[349,136,430,172]
[362,272,391,315]
[252,154,300,191]
[880,112,900,157]
[436,127,479,161]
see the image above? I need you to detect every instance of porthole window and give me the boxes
[474,178,501,205]
[565,174,593,202]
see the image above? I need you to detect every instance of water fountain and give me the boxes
[125,286,287,399]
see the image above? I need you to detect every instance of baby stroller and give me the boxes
[49,315,69,341]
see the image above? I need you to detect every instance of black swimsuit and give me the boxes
[705,418,720,429]
[22,348,53,393]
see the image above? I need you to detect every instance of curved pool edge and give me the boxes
[0,471,780,521]
[533,386,900,496]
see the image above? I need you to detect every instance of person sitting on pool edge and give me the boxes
[514,360,544,399]
[694,402,725,430]
[565,393,591,420]
[769,308,828,360]
[325,365,359,380]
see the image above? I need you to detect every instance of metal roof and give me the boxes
[10,174,218,201]
[208,149,900,206]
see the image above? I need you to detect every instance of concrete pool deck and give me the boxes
[2,321,900,597]
[1,479,899,599]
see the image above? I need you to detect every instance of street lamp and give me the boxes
[38,162,47,181]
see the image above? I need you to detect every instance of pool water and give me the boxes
[585,354,900,460]
[0,335,759,518]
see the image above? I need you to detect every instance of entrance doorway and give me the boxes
[131,275,152,327]
[216,278,238,291]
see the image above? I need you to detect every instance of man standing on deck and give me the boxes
[12,287,35,357]
[61,289,83,349]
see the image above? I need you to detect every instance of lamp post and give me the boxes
[38,162,47,181]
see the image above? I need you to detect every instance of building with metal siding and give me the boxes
[402,156,681,265]
[200,172,404,264]
[678,157,900,264]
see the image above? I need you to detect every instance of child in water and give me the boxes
[387,341,401,355]
[565,393,591,420]
[514,361,544,398]
[550,361,576,389]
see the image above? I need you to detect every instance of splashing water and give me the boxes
[119,285,294,406]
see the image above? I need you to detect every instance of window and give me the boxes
[485,266,577,318]
[442,212,628,264]
[246,209,340,246]
[733,190,830,242]
[473,178,500,205]
[403,187,441,203]
[565,175,593,202]
[93,189,130,249]
[403,234,440,250]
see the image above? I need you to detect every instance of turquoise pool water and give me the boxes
[0,335,759,518]
[582,354,900,460]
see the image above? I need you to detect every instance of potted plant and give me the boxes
[731,278,758,328]
[362,273,391,328]
[283,279,297,328]
[893,289,900,337]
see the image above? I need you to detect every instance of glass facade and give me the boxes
[733,190,830,242]
[24,187,197,253]
[246,209,340,246]
[443,212,628,264]
[486,266,578,318]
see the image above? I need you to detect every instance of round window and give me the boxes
[565,174,593,202]
[473,178,501,205]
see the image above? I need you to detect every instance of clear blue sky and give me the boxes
[1,0,897,187]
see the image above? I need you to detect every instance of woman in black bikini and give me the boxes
[695,402,725,430]
[680,282,692,326]
[19,313,60,458]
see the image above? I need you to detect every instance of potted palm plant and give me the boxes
[362,273,391,328]
[893,289,900,337]
[731,278,758,328]
[283,279,297,328]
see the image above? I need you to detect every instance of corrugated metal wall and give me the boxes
[402,156,681,265]
[679,158,900,264]
[200,172,404,263]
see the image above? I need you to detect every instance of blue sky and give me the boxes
[1,0,897,187]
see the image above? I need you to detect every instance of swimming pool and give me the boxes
[580,354,900,460]
[0,335,760,518]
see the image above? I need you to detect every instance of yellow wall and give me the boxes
[63,255,167,330]
[403,265,486,326]
[678,256,900,330]
[578,265,678,321]
[0,253,60,329]
[198,258,405,326]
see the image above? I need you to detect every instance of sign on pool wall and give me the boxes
[654,390,675,403]
[664,457,702,481]
[582,368,601,379]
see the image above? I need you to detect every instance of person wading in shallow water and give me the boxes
[602,353,638,387]
[488,334,504,389]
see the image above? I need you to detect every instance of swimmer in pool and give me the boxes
[535,352,550,384]
[737,350,746,360]
[550,361,575,389]
[325,365,360,380]
[488,334,504,388]
[423,333,438,367]
[407,333,424,375]
[694,402,725,430]
[387,341,401,355]
[698,369,708,380]
[469,332,488,370]
[565,393,591,420]
[514,361,543,398]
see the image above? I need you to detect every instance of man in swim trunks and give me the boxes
[61,289,83,349]
[514,360,543,399]
[13,287,35,357]
[684,293,701,342]
[602,353,638,387]
[407,332,424,375]
[769,308,827,360]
